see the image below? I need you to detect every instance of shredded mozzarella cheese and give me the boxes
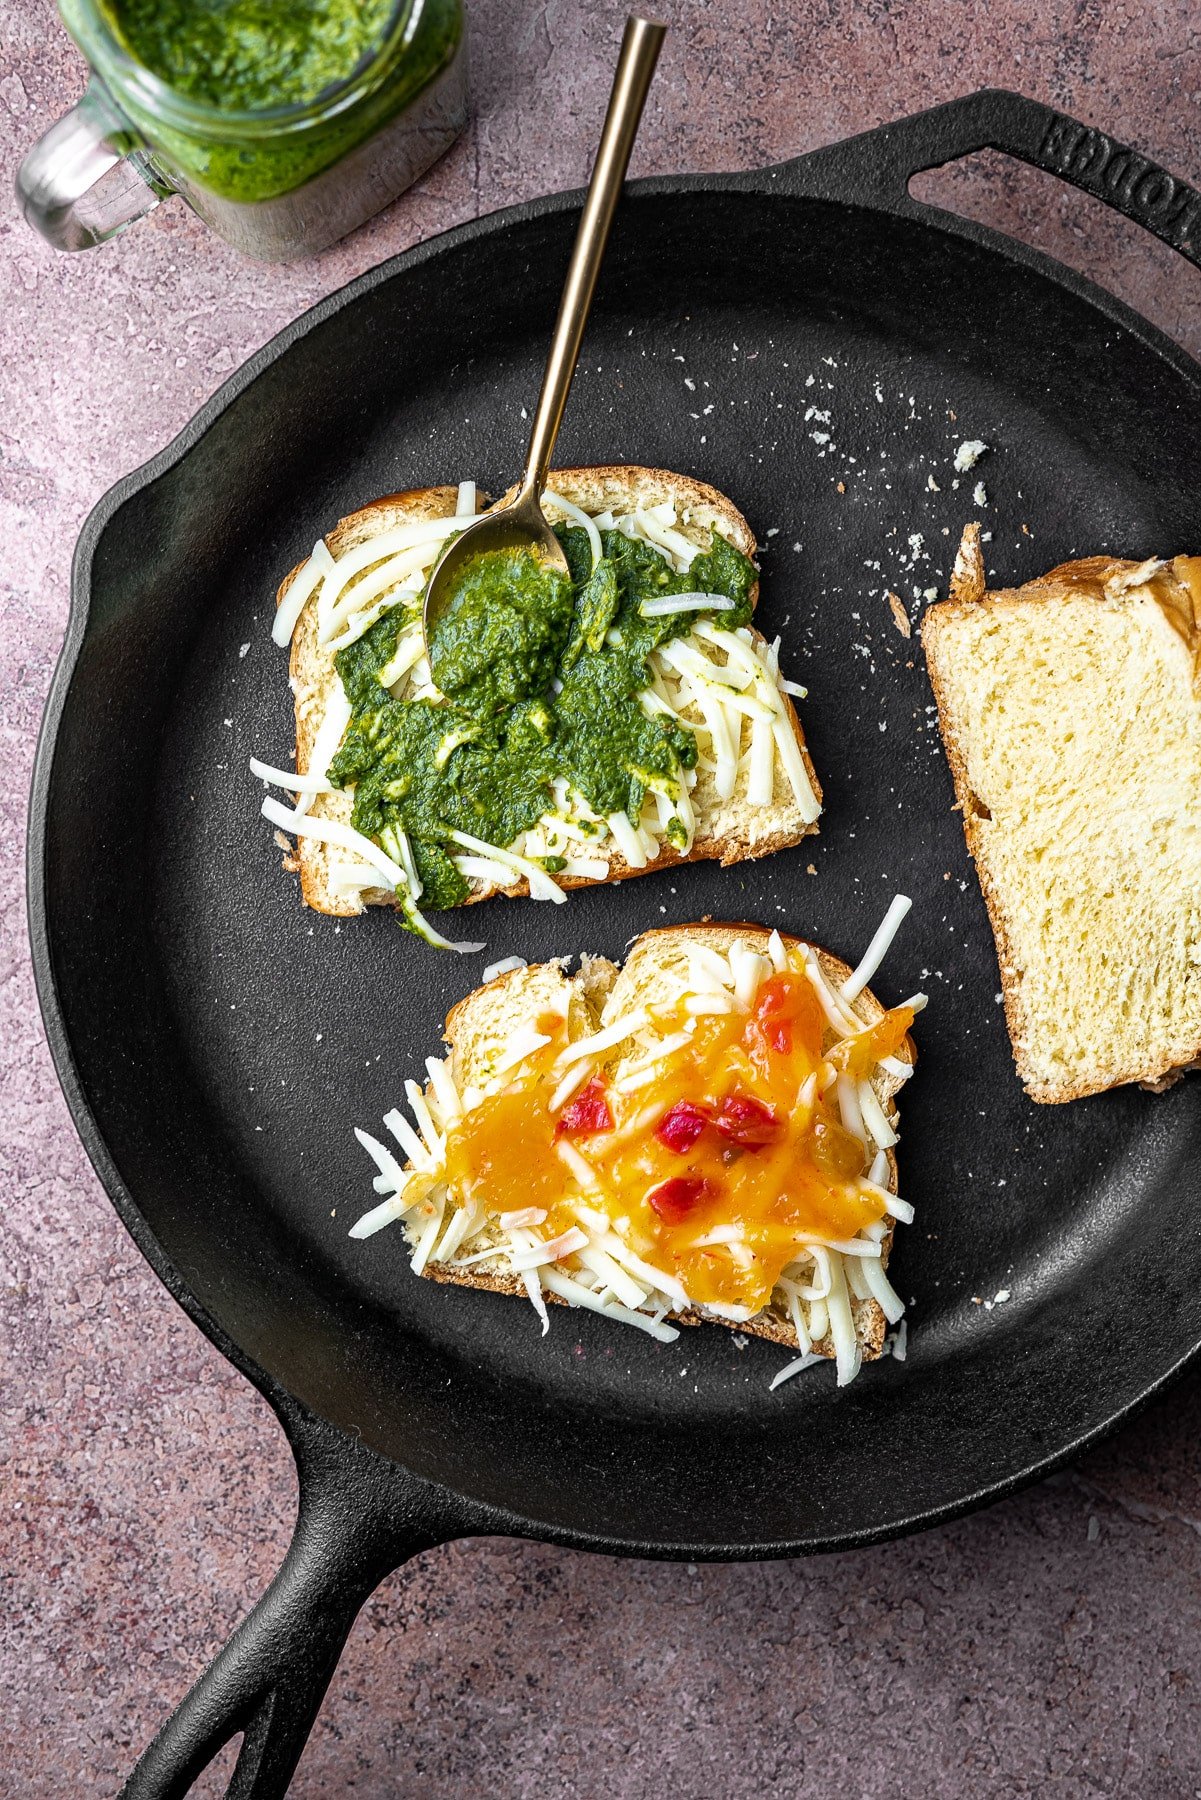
[768,1351,826,1391]
[842,895,913,1001]
[562,856,610,881]
[320,541,443,645]
[409,1200,447,1276]
[348,1193,412,1239]
[541,1269,680,1342]
[861,1255,906,1324]
[482,955,528,983]
[544,489,602,571]
[606,810,647,868]
[523,1269,551,1335]
[857,1079,898,1150]
[384,1105,435,1172]
[859,1179,915,1225]
[639,593,735,617]
[260,797,404,891]
[316,515,480,625]
[249,758,334,796]
[448,829,567,903]
[272,538,335,648]
[352,1126,409,1194]
[289,687,352,819]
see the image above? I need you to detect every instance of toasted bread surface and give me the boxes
[923,530,1201,1103]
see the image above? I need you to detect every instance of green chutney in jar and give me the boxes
[90,0,464,207]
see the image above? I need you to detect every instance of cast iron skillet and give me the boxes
[29,88,1201,1798]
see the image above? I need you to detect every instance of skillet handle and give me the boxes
[121,1404,475,1800]
[763,88,1201,271]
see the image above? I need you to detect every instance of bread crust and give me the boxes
[923,530,1201,1103]
[420,925,914,1364]
[275,469,821,917]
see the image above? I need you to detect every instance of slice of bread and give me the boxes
[923,527,1201,1103]
[400,924,915,1364]
[277,467,821,918]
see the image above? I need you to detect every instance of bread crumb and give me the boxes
[954,438,989,472]
[806,863,817,875]
[887,591,911,637]
[836,480,846,494]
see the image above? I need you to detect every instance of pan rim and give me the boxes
[27,159,1201,1558]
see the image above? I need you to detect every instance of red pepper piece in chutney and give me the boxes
[655,1100,712,1153]
[748,971,824,1062]
[714,1094,784,1149]
[555,1076,614,1138]
[648,1175,714,1225]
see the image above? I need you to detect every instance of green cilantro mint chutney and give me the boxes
[95,0,463,204]
[431,545,576,716]
[109,0,398,110]
[326,525,758,926]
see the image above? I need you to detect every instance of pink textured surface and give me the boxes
[3,1,1201,1794]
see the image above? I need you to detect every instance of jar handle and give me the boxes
[16,78,171,251]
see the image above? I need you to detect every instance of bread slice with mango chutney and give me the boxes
[349,915,922,1389]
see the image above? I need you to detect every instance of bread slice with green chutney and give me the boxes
[261,467,822,938]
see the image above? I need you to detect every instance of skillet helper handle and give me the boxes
[773,88,1201,272]
[121,1413,463,1800]
[519,14,666,500]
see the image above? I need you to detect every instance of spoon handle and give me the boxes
[519,15,667,501]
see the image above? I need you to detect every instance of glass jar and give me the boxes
[16,0,468,262]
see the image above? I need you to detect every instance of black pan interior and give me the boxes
[41,188,1201,1552]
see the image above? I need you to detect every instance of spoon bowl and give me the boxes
[424,488,571,694]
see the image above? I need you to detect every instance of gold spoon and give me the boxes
[423,14,666,684]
